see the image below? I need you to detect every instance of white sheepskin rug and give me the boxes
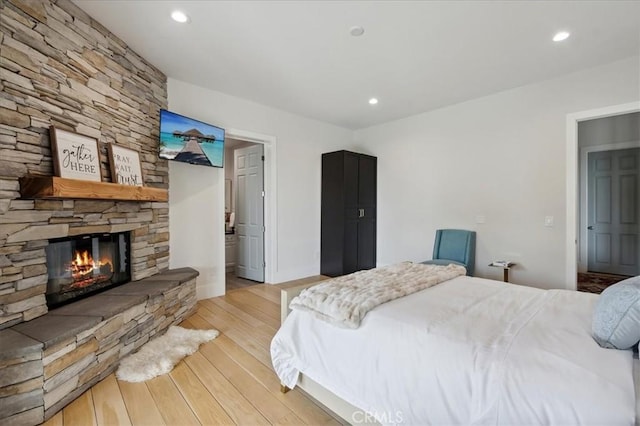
[116,326,219,382]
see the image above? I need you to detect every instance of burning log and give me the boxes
[61,250,114,292]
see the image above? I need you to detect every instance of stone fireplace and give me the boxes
[0,0,170,329]
[1,267,198,425]
[0,1,199,424]
[45,232,131,308]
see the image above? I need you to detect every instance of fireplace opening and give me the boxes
[45,232,131,308]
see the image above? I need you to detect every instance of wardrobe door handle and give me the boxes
[359,208,365,218]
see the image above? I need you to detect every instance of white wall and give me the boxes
[578,112,639,147]
[169,160,223,298]
[168,78,353,298]
[354,56,639,289]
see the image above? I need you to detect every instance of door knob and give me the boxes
[587,226,593,230]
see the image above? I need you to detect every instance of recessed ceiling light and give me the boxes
[553,31,570,42]
[369,98,378,105]
[171,10,190,23]
[350,26,365,37]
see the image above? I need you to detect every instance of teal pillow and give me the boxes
[592,276,640,350]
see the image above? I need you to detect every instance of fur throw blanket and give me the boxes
[290,262,466,328]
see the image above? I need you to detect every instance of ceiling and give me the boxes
[75,1,640,130]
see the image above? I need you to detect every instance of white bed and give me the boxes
[272,275,639,425]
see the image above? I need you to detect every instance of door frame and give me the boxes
[579,143,640,273]
[565,101,640,289]
[226,128,277,285]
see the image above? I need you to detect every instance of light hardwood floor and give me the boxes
[225,272,261,291]
[43,278,341,426]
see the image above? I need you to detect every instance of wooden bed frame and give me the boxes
[279,281,640,426]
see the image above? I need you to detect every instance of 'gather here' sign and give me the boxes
[50,127,102,182]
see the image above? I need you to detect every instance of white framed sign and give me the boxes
[50,126,102,182]
[107,144,143,186]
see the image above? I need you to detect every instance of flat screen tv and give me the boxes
[159,109,225,168]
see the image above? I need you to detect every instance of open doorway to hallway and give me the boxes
[576,112,639,293]
[224,137,265,291]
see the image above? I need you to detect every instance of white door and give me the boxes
[587,148,639,276]
[234,144,265,282]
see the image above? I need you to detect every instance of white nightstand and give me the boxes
[489,261,515,283]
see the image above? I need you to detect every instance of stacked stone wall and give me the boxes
[0,0,169,328]
[0,269,198,424]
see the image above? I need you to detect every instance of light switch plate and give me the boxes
[476,215,485,224]
[544,216,554,227]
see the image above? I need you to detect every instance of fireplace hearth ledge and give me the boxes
[0,267,199,425]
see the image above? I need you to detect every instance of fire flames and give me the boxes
[67,250,113,288]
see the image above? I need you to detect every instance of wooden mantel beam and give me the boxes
[19,176,168,202]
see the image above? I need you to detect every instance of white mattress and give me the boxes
[271,276,636,425]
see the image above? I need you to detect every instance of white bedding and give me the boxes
[271,276,636,425]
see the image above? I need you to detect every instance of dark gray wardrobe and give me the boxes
[321,150,377,277]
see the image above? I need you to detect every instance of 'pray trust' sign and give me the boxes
[108,144,143,186]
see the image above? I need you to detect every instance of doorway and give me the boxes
[224,137,269,291]
[568,106,640,291]
[235,143,265,282]
[586,148,639,276]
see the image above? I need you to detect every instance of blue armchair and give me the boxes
[422,229,476,276]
